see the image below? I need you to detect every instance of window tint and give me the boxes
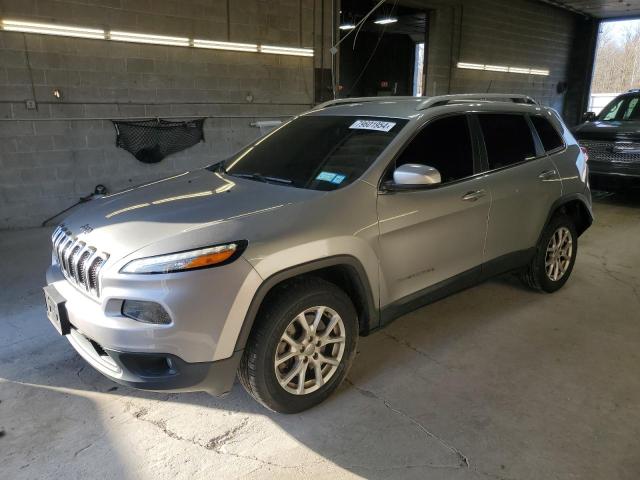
[221,116,407,191]
[478,114,536,169]
[601,98,624,120]
[623,97,640,120]
[599,95,640,121]
[395,115,474,183]
[531,116,564,152]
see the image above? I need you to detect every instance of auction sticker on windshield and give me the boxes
[349,120,396,132]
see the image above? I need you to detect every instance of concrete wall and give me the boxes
[401,0,587,114]
[0,0,594,228]
[0,0,319,228]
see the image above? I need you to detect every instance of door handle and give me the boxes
[462,189,486,202]
[538,169,557,181]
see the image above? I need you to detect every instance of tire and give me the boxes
[238,277,358,413]
[521,213,578,293]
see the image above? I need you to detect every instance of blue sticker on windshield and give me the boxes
[316,171,337,182]
[316,172,347,184]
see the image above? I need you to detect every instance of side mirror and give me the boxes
[583,111,597,122]
[392,163,442,187]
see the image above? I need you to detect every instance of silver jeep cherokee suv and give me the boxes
[44,94,592,413]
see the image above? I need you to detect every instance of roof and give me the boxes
[310,94,542,119]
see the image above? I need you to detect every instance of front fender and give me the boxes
[234,247,380,352]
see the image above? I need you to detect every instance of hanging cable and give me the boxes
[343,24,387,97]
[352,0,397,50]
[331,0,387,52]
[341,0,399,97]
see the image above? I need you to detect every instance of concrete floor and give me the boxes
[1,191,639,480]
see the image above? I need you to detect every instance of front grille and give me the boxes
[578,139,640,164]
[52,226,109,298]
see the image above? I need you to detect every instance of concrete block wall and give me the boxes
[0,0,318,228]
[403,0,584,114]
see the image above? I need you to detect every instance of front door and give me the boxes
[376,114,491,309]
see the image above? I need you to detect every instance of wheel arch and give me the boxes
[234,255,379,353]
[543,193,593,239]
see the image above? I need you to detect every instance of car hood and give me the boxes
[572,120,640,141]
[60,169,321,262]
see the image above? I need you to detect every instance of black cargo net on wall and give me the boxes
[112,118,205,164]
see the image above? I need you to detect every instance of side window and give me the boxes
[623,97,640,120]
[395,115,474,184]
[478,114,536,169]
[531,116,564,152]
[602,98,624,121]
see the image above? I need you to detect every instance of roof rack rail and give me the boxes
[313,96,418,110]
[417,94,538,110]
[628,88,640,93]
[312,93,539,112]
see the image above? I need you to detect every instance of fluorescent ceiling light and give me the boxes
[2,19,104,39]
[260,45,313,57]
[110,30,190,46]
[374,17,398,25]
[194,39,258,52]
[484,64,509,72]
[457,62,484,70]
[2,19,315,57]
[339,23,356,30]
[530,69,550,76]
[457,62,549,76]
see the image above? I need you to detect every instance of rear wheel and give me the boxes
[238,277,358,413]
[521,214,577,293]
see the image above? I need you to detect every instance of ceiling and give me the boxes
[542,0,640,18]
[340,0,427,37]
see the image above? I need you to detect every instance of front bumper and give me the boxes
[68,326,241,394]
[45,255,262,394]
[589,160,640,188]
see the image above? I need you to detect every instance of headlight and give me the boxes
[120,241,246,274]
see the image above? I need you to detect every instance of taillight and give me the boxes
[580,146,589,162]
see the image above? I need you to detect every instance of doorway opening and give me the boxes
[589,18,640,114]
[337,1,428,98]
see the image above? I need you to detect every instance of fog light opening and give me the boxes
[122,300,171,325]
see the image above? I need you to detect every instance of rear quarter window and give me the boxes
[531,116,564,152]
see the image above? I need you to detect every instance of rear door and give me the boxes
[477,113,562,264]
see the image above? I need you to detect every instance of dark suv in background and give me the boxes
[573,89,640,190]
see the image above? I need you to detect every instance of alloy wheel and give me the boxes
[545,226,573,281]
[274,306,346,395]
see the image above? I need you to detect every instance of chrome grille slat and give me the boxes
[88,257,105,293]
[50,225,109,299]
[77,247,95,288]
[579,140,640,164]
[57,240,68,268]
[68,241,85,279]
[82,250,99,292]
[53,227,65,261]
[61,238,75,274]
[52,228,66,252]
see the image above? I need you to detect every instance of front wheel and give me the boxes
[521,214,578,293]
[238,277,358,413]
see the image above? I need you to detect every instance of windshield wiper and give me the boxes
[231,173,292,185]
[206,160,227,173]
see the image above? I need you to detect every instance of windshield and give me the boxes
[598,95,640,121]
[213,115,407,191]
